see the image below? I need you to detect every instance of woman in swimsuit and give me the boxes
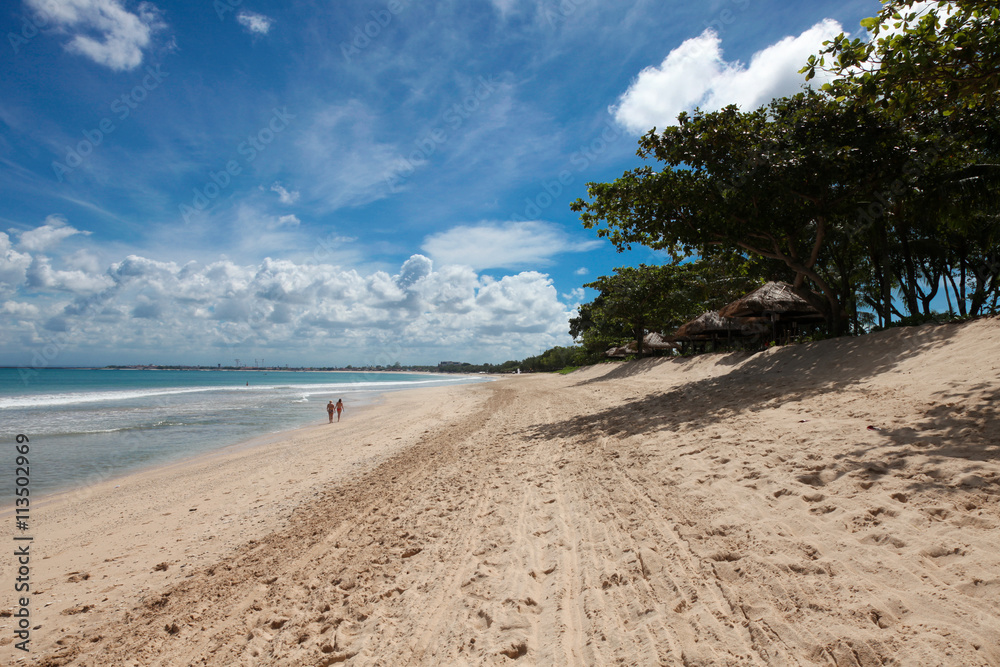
[335,399,344,422]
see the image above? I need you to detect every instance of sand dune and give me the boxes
[5,317,1000,665]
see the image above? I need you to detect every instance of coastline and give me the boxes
[0,370,492,500]
[1,380,496,662]
[5,318,1000,665]
[0,394,376,519]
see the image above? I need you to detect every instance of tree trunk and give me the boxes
[945,270,964,317]
[898,226,920,317]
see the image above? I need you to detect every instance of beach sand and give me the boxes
[4,317,1000,665]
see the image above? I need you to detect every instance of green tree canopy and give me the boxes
[804,1,1000,115]
[570,257,776,356]
[572,91,919,334]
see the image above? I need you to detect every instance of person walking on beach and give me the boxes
[335,398,344,422]
[327,400,335,423]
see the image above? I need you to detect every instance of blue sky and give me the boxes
[0,0,879,367]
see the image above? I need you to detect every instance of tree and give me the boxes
[572,91,914,335]
[804,1,1000,115]
[570,257,776,356]
[572,265,681,357]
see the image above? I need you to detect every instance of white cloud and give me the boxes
[297,101,413,210]
[12,215,89,251]
[1,301,40,317]
[270,182,300,204]
[275,214,300,228]
[0,233,33,289]
[26,256,113,294]
[574,267,588,276]
[236,11,272,35]
[25,0,165,71]
[422,221,600,270]
[0,253,577,363]
[612,19,843,133]
[65,249,103,274]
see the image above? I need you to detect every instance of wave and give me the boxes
[0,376,483,409]
[5,420,195,439]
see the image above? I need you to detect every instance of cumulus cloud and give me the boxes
[1,252,576,363]
[574,267,588,276]
[422,221,600,270]
[26,256,113,294]
[11,215,89,251]
[612,19,843,133]
[0,213,579,361]
[0,233,33,289]
[236,11,272,35]
[25,0,165,71]
[64,249,103,274]
[270,182,300,204]
[1,301,40,317]
[396,254,433,289]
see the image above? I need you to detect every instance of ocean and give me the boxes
[0,368,489,498]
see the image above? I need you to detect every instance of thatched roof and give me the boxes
[642,331,676,350]
[606,333,677,357]
[719,281,822,318]
[675,311,734,337]
[675,311,771,339]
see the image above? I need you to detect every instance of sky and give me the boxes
[0,0,880,367]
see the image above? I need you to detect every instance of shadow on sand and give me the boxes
[525,321,1000,488]
[831,381,1000,494]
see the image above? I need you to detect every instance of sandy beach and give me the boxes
[4,317,1000,666]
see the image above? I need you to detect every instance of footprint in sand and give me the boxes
[918,545,965,559]
[860,533,906,549]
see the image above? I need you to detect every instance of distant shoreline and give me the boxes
[0,366,500,375]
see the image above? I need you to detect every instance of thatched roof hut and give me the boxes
[675,311,734,337]
[675,311,771,339]
[719,281,822,319]
[641,331,677,351]
[607,333,677,357]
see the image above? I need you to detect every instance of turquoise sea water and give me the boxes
[0,368,487,498]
